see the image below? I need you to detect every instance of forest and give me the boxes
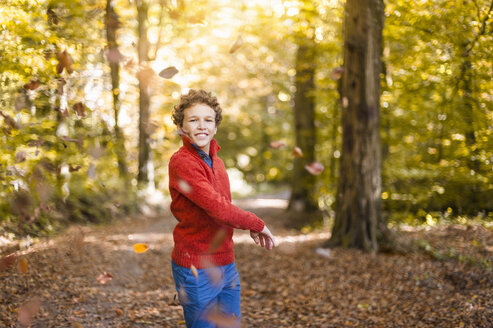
[1,0,492,327]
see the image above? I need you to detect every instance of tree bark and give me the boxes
[136,0,151,184]
[105,0,130,186]
[327,0,384,252]
[288,37,319,213]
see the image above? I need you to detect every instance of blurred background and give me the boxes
[1,0,492,238]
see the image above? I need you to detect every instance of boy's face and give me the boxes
[180,103,217,154]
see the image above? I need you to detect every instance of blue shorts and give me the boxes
[171,260,241,328]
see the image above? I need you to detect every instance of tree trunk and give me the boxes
[288,38,319,213]
[136,0,151,184]
[105,0,130,187]
[327,0,384,252]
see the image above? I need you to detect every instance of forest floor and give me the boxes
[1,194,492,327]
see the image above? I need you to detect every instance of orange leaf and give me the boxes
[73,102,87,118]
[292,147,303,158]
[18,258,28,274]
[24,80,41,90]
[190,264,199,280]
[133,243,149,254]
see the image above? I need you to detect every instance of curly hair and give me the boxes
[171,89,223,127]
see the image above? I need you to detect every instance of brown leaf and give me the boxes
[292,146,303,158]
[0,110,19,129]
[305,161,324,175]
[69,164,81,172]
[47,8,59,25]
[105,47,125,64]
[15,151,26,163]
[18,297,42,327]
[269,140,286,149]
[114,308,123,316]
[208,229,227,253]
[158,66,179,79]
[206,306,240,328]
[73,102,87,118]
[0,254,17,271]
[72,322,83,328]
[56,50,74,75]
[24,80,41,90]
[229,35,243,54]
[97,272,113,284]
[330,67,344,81]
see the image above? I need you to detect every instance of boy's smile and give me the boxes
[180,103,217,155]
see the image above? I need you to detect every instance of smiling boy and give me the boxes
[168,89,277,327]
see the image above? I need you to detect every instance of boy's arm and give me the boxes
[169,157,265,232]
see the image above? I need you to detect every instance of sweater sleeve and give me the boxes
[169,155,265,233]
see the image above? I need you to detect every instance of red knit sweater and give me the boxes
[168,135,265,269]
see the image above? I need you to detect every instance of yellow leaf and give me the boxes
[133,243,148,254]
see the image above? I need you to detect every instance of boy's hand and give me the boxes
[250,226,277,250]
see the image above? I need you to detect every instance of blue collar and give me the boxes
[191,143,213,169]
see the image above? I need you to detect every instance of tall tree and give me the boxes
[327,0,385,251]
[288,1,319,213]
[288,35,318,212]
[136,0,151,184]
[105,0,130,187]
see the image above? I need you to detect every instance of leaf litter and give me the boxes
[0,206,491,327]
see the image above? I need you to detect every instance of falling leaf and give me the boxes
[305,161,324,175]
[178,285,188,303]
[158,66,179,79]
[201,259,222,286]
[315,248,331,258]
[14,94,27,112]
[269,140,286,149]
[342,97,349,108]
[105,48,125,64]
[133,243,149,254]
[229,35,243,54]
[208,229,227,253]
[47,8,59,25]
[0,254,16,271]
[18,258,28,274]
[56,50,74,74]
[0,110,19,129]
[73,102,87,118]
[190,264,199,280]
[97,272,113,284]
[15,151,26,163]
[330,67,344,81]
[206,306,240,328]
[292,147,303,158]
[18,297,42,327]
[69,164,82,172]
[24,80,41,90]
[178,179,192,194]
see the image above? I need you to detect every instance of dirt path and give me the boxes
[1,194,492,327]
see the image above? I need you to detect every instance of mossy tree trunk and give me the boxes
[327,0,384,252]
[288,36,319,213]
[105,0,130,187]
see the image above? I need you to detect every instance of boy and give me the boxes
[168,89,277,327]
